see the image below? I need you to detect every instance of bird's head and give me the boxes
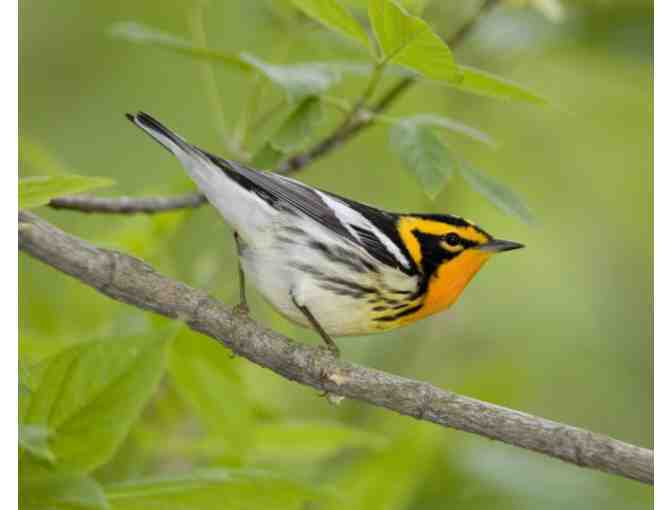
[396,214,524,321]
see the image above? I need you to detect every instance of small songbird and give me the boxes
[127,112,523,356]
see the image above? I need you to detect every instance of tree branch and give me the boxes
[46,0,499,214]
[18,210,654,485]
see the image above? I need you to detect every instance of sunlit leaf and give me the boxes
[290,0,371,50]
[19,424,55,465]
[368,0,458,82]
[19,175,115,209]
[397,114,496,146]
[452,65,548,105]
[20,332,169,473]
[20,474,109,510]
[459,161,535,224]
[389,120,457,199]
[105,468,330,510]
[271,97,324,152]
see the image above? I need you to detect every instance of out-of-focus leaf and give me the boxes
[530,0,566,23]
[108,22,251,71]
[96,210,190,261]
[111,22,370,102]
[240,54,342,102]
[389,121,457,199]
[251,143,286,169]
[169,329,256,458]
[20,332,169,473]
[325,424,442,510]
[105,468,330,510]
[271,97,323,152]
[250,421,388,463]
[452,65,548,105]
[368,0,458,82]
[459,161,535,224]
[19,424,55,464]
[397,114,496,146]
[19,175,115,209]
[19,135,71,176]
[20,474,109,510]
[290,0,371,50]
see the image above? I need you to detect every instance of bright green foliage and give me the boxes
[368,0,458,82]
[249,421,388,463]
[20,333,168,473]
[290,0,371,50]
[168,329,257,458]
[390,120,457,199]
[104,469,330,510]
[21,475,109,510]
[19,175,115,209]
[453,65,548,105]
[19,425,56,465]
[459,162,535,224]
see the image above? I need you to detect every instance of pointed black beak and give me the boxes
[478,239,525,253]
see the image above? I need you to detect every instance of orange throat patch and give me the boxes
[401,250,492,324]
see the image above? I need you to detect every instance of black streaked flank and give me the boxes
[375,304,423,322]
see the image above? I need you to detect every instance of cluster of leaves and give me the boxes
[105,0,542,222]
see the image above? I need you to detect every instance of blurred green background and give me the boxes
[19,0,652,509]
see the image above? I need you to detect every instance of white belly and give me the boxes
[238,222,418,337]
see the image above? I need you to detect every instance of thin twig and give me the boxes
[18,210,654,485]
[46,0,500,214]
[48,193,207,214]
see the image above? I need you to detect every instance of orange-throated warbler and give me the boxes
[127,112,523,356]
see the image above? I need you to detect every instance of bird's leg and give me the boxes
[291,294,341,358]
[232,232,249,316]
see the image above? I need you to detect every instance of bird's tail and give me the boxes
[126,111,271,235]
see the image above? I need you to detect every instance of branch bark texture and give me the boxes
[18,211,654,485]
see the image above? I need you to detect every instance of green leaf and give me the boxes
[250,143,286,169]
[290,0,371,50]
[397,114,495,146]
[271,97,323,152]
[111,22,369,103]
[20,474,109,510]
[19,424,56,465]
[108,22,250,71]
[105,468,330,510]
[324,424,442,510]
[459,162,535,224]
[240,54,341,103]
[389,121,457,199]
[250,421,387,463]
[452,65,548,105]
[19,175,115,209]
[368,0,458,82]
[20,333,168,473]
[168,329,256,457]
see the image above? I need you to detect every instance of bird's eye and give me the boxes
[444,233,461,246]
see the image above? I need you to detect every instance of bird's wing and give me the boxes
[205,154,415,273]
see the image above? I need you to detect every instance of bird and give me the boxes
[126,112,524,357]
